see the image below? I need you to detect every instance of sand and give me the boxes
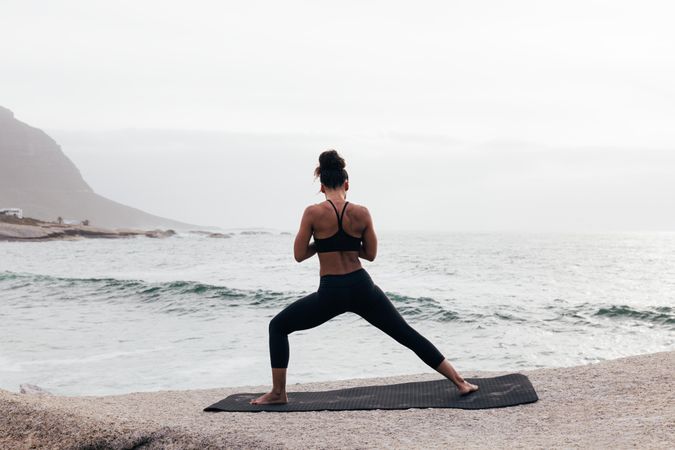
[1,351,673,449]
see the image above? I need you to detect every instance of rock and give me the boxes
[208,232,231,238]
[0,222,55,240]
[19,384,53,396]
[0,217,185,241]
[144,229,176,238]
[188,230,211,235]
[189,230,232,238]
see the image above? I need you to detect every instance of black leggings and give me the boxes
[268,268,445,369]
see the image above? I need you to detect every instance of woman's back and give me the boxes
[312,199,367,276]
[293,198,377,276]
[312,200,366,241]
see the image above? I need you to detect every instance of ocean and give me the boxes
[1,231,673,395]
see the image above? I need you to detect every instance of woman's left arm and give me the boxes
[293,206,317,262]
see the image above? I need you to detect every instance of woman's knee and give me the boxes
[269,313,294,336]
[268,314,284,335]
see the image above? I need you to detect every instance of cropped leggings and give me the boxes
[268,268,445,369]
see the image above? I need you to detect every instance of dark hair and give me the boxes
[314,149,348,189]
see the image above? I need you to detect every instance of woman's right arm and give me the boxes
[293,205,317,263]
[359,207,377,262]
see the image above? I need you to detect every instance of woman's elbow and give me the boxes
[362,251,376,262]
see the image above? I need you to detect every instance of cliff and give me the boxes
[0,106,194,229]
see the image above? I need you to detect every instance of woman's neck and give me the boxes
[324,190,346,203]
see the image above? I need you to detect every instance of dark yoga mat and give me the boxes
[204,373,538,412]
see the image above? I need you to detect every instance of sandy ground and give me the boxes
[1,351,673,449]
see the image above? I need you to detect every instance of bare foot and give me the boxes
[457,381,479,396]
[249,390,288,405]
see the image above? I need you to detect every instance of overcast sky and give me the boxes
[2,1,674,231]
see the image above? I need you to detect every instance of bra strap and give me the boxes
[326,199,349,230]
[326,199,341,225]
[339,202,349,228]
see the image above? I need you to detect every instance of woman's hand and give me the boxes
[296,241,317,263]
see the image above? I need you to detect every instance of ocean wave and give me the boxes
[386,293,461,322]
[544,301,675,327]
[0,271,298,311]
[594,305,674,326]
[1,271,465,322]
[2,271,673,327]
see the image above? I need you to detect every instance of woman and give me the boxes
[251,150,478,405]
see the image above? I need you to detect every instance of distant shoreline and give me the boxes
[1,351,672,449]
[0,215,176,241]
[0,216,290,241]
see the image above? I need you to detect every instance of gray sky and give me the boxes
[52,130,675,232]
[2,1,675,231]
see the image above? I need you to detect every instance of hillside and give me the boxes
[0,106,195,229]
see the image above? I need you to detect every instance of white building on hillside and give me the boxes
[0,208,23,219]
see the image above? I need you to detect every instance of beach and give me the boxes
[3,3,675,449]
[1,351,672,449]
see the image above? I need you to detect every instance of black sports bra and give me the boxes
[314,200,363,253]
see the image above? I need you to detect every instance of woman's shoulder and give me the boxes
[343,202,372,224]
[302,202,327,218]
[305,200,369,211]
[303,201,370,216]
[345,201,369,215]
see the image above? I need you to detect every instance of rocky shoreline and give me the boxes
[1,351,673,449]
[0,216,176,241]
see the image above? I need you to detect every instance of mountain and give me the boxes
[0,106,195,229]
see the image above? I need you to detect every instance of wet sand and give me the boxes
[1,351,673,449]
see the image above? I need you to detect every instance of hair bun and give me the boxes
[314,149,349,188]
[319,149,345,171]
